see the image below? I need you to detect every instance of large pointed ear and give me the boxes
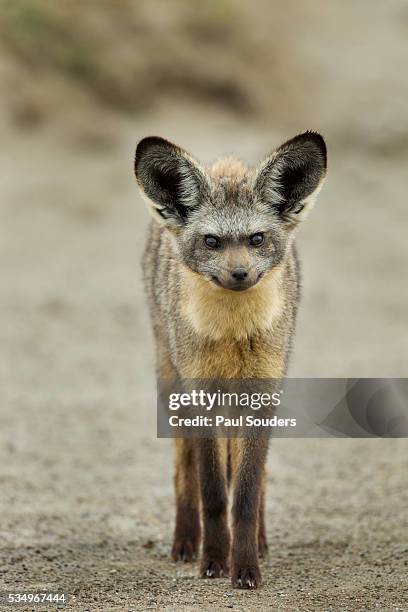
[254,131,327,223]
[134,136,210,226]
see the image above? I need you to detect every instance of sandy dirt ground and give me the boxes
[1,107,407,612]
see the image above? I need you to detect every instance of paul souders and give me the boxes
[168,415,297,428]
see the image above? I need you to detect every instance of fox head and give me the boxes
[135,132,326,292]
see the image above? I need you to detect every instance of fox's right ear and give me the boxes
[134,136,210,226]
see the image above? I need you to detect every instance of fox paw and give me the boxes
[200,558,229,578]
[172,538,198,562]
[232,564,262,589]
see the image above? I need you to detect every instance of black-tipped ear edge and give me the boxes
[255,130,327,222]
[279,130,327,173]
[135,136,182,182]
[134,136,209,225]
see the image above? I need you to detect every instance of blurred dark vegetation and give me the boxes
[1,0,407,158]
[0,0,308,127]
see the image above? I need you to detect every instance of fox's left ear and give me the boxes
[255,131,327,223]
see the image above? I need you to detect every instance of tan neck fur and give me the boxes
[180,265,284,341]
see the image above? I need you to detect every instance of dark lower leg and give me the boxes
[231,438,268,589]
[172,439,201,561]
[198,438,230,577]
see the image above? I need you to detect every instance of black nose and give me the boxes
[231,267,248,281]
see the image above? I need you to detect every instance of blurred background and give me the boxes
[1,2,407,610]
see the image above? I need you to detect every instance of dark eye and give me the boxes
[249,233,264,247]
[204,235,221,249]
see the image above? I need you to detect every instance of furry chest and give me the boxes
[180,266,284,343]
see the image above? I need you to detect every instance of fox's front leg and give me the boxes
[158,350,201,563]
[172,439,201,561]
[198,438,230,578]
[230,437,269,589]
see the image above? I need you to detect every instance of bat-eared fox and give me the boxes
[134,131,327,589]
